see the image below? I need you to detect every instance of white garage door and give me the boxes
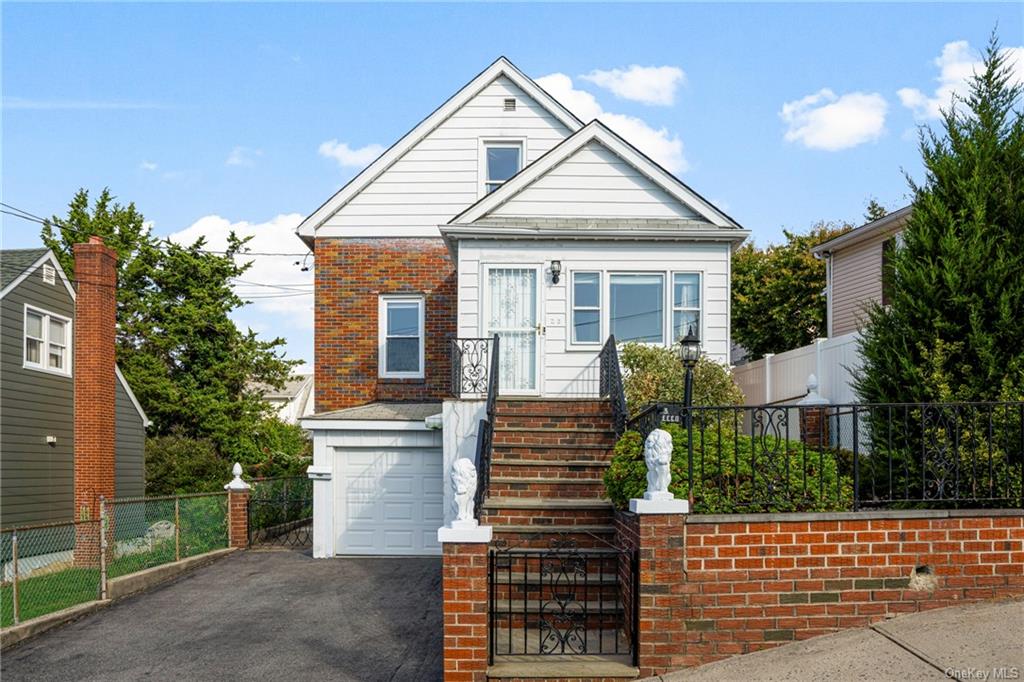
[334,448,443,555]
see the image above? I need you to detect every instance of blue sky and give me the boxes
[3,2,1020,367]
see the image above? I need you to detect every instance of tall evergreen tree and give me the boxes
[42,189,306,484]
[855,35,1024,404]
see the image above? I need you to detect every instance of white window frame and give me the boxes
[607,271,667,346]
[378,295,425,379]
[671,271,703,344]
[479,138,525,196]
[23,304,73,377]
[569,270,602,347]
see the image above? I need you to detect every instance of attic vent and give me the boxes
[42,264,56,285]
[503,98,516,112]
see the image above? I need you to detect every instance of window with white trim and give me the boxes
[483,141,522,194]
[379,296,424,378]
[609,273,664,344]
[571,272,601,344]
[24,306,71,375]
[672,273,701,342]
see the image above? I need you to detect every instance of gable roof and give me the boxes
[0,248,76,301]
[0,248,151,427]
[449,120,743,230]
[811,205,912,256]
[296,57,584,245]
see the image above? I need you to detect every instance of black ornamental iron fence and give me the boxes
[599,336,628,435]
[488,533,638,665]
[248,476,313,548]
[451,337,496,397]
[625,402,1024,512]
[471,335,500,519]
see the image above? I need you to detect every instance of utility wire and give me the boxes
[2,202,313,257]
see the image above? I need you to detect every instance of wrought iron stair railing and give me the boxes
[599,336,628,435]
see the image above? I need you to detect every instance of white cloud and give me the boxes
[580,65,686,106]
[536,73,688,173]
[780,88,888,151]
[318,140,385,168]
[139,160,158,172]
[226,146,263,167]
[897,40,1024,120]
[167,213,312,332]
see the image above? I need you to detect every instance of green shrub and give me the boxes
[145,433,226,495]
[604,422,854,513]
[619,343,743,412]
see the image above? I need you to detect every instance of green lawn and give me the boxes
[1,568,100,627]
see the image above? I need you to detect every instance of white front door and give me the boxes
[485,265,542,394]
[333,448,443,555]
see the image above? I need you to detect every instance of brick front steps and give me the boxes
[480,398,634,679]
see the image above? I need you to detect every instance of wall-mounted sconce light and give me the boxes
[550,260,562,284]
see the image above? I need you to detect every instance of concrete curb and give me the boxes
[107,547,236,600]
[1,547,237,649]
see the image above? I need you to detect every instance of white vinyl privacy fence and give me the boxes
[732,332,862,406]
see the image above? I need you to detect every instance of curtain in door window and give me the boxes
[488,268,537,391]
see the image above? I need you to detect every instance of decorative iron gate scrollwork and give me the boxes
[488,532,638,664]
[247,477,313,549]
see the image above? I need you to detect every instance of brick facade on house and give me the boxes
[442,542,490,682]
[73,237,118,521]
[616,509,1024,675]
[314,237,457,412]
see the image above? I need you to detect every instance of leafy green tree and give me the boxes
[864,199,889,222]
[856,35,1024,405]
[42,188,309,479]
[731,222,851,360]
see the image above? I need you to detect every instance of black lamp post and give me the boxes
[678,325,701,407]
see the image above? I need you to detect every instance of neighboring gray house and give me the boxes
[0,248,149,528]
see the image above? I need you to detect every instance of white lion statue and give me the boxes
[451,458,478,522]
[643,429,673,500]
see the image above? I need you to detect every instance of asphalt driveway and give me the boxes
[1,550,443,681]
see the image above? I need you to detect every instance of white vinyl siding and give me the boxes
[490,141,701,219]
[320,76,572,237]
[456,240,730,396]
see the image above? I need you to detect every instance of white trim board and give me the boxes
[0,251,76,302]
[450,120,743,230]
[295,57,583,243]
[300,419,433,432]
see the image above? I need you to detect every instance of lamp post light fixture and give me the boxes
[678,326,701,408]
[550,260,562,284]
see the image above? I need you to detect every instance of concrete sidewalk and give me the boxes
[651,598,1023,681]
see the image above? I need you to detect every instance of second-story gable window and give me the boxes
[483,141,523,194]
[24,305,71,376]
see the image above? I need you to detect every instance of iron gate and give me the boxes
[247,477,313,549]
[488,534,638,664]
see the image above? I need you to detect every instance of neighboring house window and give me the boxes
[571,272,601,344]
[610,273,664,343]
[672,273,701,342]
[379,296,424,378]
[881,237,896,306]
[24,305,71,376]
[483,141,523,194]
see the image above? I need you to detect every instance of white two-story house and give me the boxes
[298,57,748,558]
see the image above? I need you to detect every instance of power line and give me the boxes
[2,202,313,258]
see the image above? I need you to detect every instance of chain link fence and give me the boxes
[1,492,229,628]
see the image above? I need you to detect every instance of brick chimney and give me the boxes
[73,235,118,520]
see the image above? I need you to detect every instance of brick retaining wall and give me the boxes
[616,509,1024,674]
